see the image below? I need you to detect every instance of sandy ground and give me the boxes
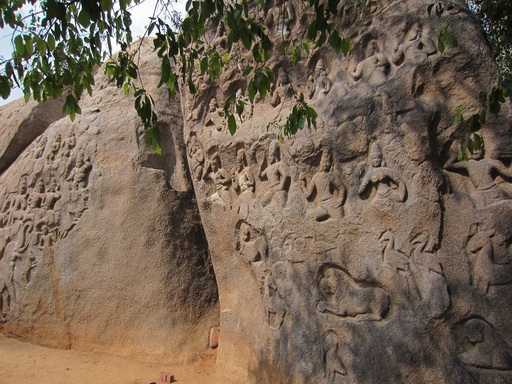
[0,334,237,384]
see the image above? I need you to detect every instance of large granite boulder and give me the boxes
[181,0,512,382]
[0,40,219,362]
[1,0,512,383]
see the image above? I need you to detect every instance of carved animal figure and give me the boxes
[466,225,512,293]
[239,224,268,263]
[317,266,389,321]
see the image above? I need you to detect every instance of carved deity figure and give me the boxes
[265,1,296,37]
[411,233,450,318]
[358,143,407,203]
[43,178,62,225]
[27,179,45,221]
[300,148,345,221]
[392,23,437,66]
[317,266,390,321]
[9,176,29,226]
[466,222,512,293]
[68,152,92,190]
[458,319,512,370]
[46,134,62,163]
[323,331,347,382]
[446,147,512,208]
[60,130,76,158]
[188,136,206,181]
[259,141,290,208]
[308,59,332,100]
[350,40,390,88]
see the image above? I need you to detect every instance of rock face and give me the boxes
[2,0,512,383]
[181,0,512,383]
[0,41,219,362]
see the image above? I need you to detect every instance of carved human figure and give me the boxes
[234,149,255,197]
[300,148,346,221]
[207,153,232,207]
[317,266,390,321]
[323,331,347,382]
[27,179,45,221]
[411,233,450,318]
[458,319,512,370]
[31,136,47,159]
[46,134,62,163]
[188,136,206,181]
[264,274,286,330]
[239,223,268,264]
[43,178,62,225]
[308,59,332,100]
[0,286,10,322]
[260,141,290,208]
[9,176,29,225]
[350,40,390,87]
[265,1,296,37]
[271,68,293,107]
[466,222,512,293]
[34,223,57,249]
[205,97,225,131]
[392,23,437,66]
[60,130,76,158]
[446,147,512,208]
[358,143,407,203]
[68,152,92,190]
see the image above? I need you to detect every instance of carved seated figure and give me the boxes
[358,143,407,203]
[259,141,290,208]
[206,153,232,208]
[300,148,345,221]
[271,68,294,107]
[205,97,225,131]
[188,136,206,181]
[446,146,512,208]
[234,149,255,196]
[350,40,390,88]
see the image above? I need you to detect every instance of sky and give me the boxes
[0,0,186,106]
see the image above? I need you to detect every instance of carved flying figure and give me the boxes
[446,146,512,208]
[411,233,450,318]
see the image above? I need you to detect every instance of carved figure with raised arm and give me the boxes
[260,141,290,208]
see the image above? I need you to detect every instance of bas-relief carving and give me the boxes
[466,221,512,293]
[446,147,512,208]
[316,264,390,321]
[358,142,407,204]
[264,273,286,330]
[0,129,95,324]
[323,330,347,383]
[204,153,232,209]
[392,23,437,66]
[457,318,512,370]
[308,60,332,101]
[350,40,390,89]
[300,148,345,221]
[259,141,290,209]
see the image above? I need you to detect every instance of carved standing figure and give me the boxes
[301,148,346,221]
[234,149,255,196]
[358,143,407,203]
[309,59,332,100]
[323,330,347,382]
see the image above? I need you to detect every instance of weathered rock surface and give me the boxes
[2,0,512,383]
[0,40,219,363]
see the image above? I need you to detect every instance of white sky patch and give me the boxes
[0,0,186,106]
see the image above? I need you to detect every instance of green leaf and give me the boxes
[101,0,114,11]
[78,9,91,28]
[14,35,25,56]
[47,33,56,51]
[228,113,237,135]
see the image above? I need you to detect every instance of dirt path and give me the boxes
[0,334,237,384]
